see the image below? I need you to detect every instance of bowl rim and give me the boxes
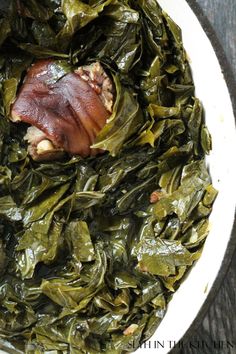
[170,0,236,351]
[0,2,235,354]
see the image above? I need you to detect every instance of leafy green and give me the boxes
[16,216,64,278]
[0,240,6,275]
[2,78,18,116]
[22,182,70,225]
[58,0,113,49]
[18,0,54,21]
[0,0,217,353]
[92,75,143,156]
[148,103,180,119]
[1,54,33,119]
[135,237,198,276]
[187,98,203,156]
[0,195,22,221]
[152,161,210,222]
[0,165,11,194]
[65,220,95,263]
[17,43,69,58]
[45,60,73,84]
[31,21,57,49]
[0,18,11,47]
[201,125,212,154]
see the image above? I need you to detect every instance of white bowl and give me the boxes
[135,1,236,353]
[0,2,235,354]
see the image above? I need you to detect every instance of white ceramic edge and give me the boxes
[135,1,236,353]
[0,1,235,354]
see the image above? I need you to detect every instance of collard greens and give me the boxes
[0,0,217,353]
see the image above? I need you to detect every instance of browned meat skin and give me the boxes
[11,60,112,157]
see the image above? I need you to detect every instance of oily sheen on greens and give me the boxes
[0,0,217,353]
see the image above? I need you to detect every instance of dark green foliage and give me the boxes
[0,0,216,353]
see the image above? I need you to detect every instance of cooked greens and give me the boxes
[0,0,217,353]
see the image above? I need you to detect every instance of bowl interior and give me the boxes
[136,1,236,352]
[0,1,235,354]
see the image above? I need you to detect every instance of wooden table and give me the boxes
[180,1,236,353]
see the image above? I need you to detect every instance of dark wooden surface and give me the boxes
[181,1,236,353]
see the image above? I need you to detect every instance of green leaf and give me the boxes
[18,0,53,21]
[152,161,210,222]
[2,78,18,116]
[187,98,203,155]
[44,60,73,84]
[148,104,180,119]
[58,0,113,49]
[0,165,11,192]
[16,217,64,278]
[23,182,70,225]
[0,195,22,221]
[0,240,6,275]
[41,244,107,311]
[201,125,212,154]
[65,220,95,263]
[92,75,143,156]
[31,21,57,49]
[18,43,69,58]
[203,184,218,207]
[0,18,11,47]
[135,237,197,276]
[0,0,217,351]
[7,141,27,163]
